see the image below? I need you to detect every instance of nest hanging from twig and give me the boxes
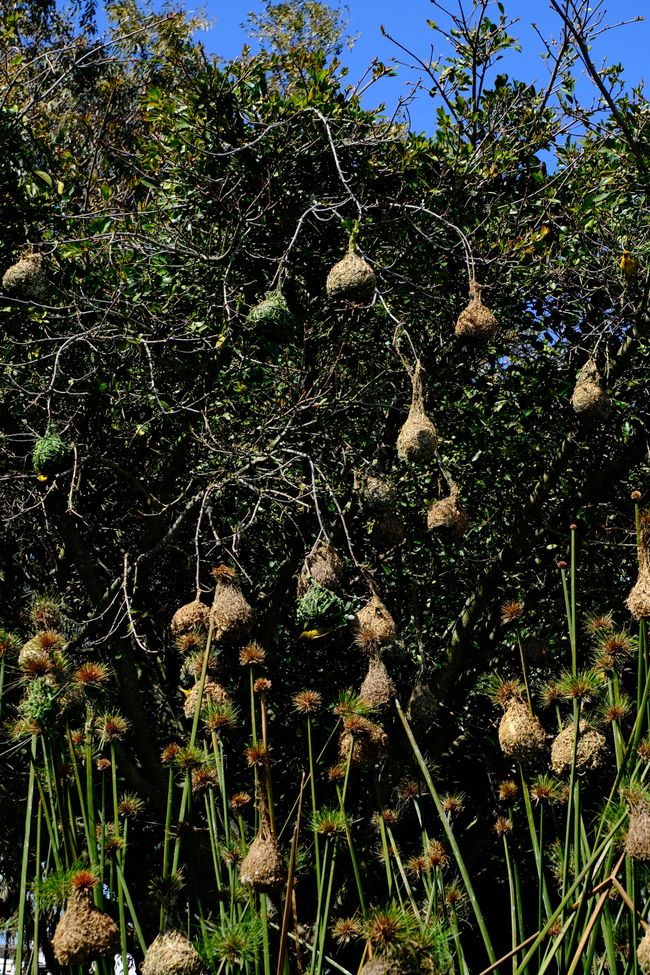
[355,593,396,652]
[171,598,210,636]
[51,890,119,967]
[297,541,343,597]
[210,566,253,643]
[454,280,497,341]
[570,359,610,422]
[339,715,388,767]
[627,513,650,621]
[498,700,546,764]
[142,931,204,975]
[2,253,47,299]
[359,654,395,709]
[550,720,606,775]
[326,251,376,303]
[427,481,469,536]
[239,807,284,890]
[396,360,438,464]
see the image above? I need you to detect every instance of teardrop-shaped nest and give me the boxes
[51,891,119,967]
[239,824,284,890]
[359,655,395,709]
[355,594,396,651]
[210,570,253,643]
[2,253,47,299]
[625,806,650,862]
[396,361,438,464]
[142,930,204,975]
[406,681,437,733]
[638,929,650,972]
[183,680,230,719]
[454,281,498,341]
[364,475,395,510]
[550,720,607,775]
[498,701,546,763]
[627,513,650,620]
[297,541,343,597]
[427,485,469,536]
[171,599,210,636]
[570,359,610,421]
[326,251,376,303]
[339,716,388,767]
[360,958,404,975]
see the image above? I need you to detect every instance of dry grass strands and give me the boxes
[326,251,376,303]
[498,701,546,763]
[51,891,119,967]
[570,359,610,422]
[638,930,650,972]
[2,253,47,299]
[297,541,343,598]
[142,931,204,975]
[355,594,396,651]
[454,280,497,341]
[364,475,395,510]
[339,716,388,767]
[396,361,438,464]
[171,599,210,636]
[360,959,403,975]
[627,513,650,620]
[550,720,607,775]
[211,566,253,642]
[360,655,395,709]
[406,680,437,733]
[183,681,229,719]
[626,806,650,861]
[427,483,469,536]
[239,818,284,890]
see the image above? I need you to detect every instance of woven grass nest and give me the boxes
[454,280,497,341]
[639,929,650,972]
[33,430,69,478]
[210,565,253,643]
[427,483,469,536]
[626,805,650,862]
[297,541,343,598]
[326,251,376,304]
[51,890,119,967]
[550,720,606,775]
[360,958,403,975]
[2,253,47,299]
[247,288,291,329]
[183,680,230,719]
[364,475,395,510]
[498,700,546,763]
[142,930,204,975]
[339,716,388,767]
[355,593,396,651]
[396,360,438,464]
[171,598,210,636]
[570,359,610,422]
[627,513,650,621]
[406,680,437,733]
[239,817,284,890]
[360,654,395,709]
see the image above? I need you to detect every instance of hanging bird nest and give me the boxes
[339,716,388,767]
[171,598,210,636]
[364,475,396,510]
[427,482,469,536]
[142,931,204,975]
[396,360,438,464]
[625,805,650,862]
[51,890,119,967]
[297,541,343,597]
[406,680,437,734]
[239,813,284,890]
[355,593,396,651]
[360,958,404,975]
[498,701,546,763]
[638,929,650,972]
[246,288,291,329]
[627,513,650,621]
[32,429,69,478]
[570,359,610,422]
[210,566,253,643]
[454,280,498,341]
[183,680,230,719]
[326,251,376,304]
[359,654,395,709]
[550,720,607,775]
[2,253,47,299]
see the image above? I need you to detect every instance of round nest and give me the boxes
[627,514,650,620]
[32,431,69,477]
[454,281,497,340]
[171,599,210,636]
[211,575,253,643]
[326,251,376,303]
[142,931,204,975]
[638,929,650,972]
[360,958,403,975]
[364,475,395,510]
[51,891,119,967]
[498,701,546,763]
[355,594,396,651]
[427,487,469,536]
[359,655,395,709]
[297,541,343,597]
[550,720,607,775]
[239,826,284,890]
[2,253,47,299]
[626,807,650,862]
[183,680,229,719]
[339,717,388,767]
[371,511,405,550]
[396,361,438,464]
[247,289,291,328]
[406,681,437,733]
[570,360,610,422]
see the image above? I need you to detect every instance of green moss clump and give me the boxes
[32,430,69,477]
[247,289,291,329]
[297,581,356,629]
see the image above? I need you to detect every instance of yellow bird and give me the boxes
[299,628,331,640]
[620,250,639,283]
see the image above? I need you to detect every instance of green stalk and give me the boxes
[315,840,338,975]
[116,860,147,955]
[307,715,321,894]
[502,833,517,974]
[386,826,419,917]
[372,774,393,895]
[15,735,37,975]
[110,744,128,975]
[260,893,272,975]
[160,762,175,928]
[310,840,330,975]
[32,800,42,975]
[0,655,5,721]
[570,523,577,673]
[515,625,533,715]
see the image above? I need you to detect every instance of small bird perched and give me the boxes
[620,249,639,283]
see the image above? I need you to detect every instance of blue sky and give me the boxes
[190,0,648,132]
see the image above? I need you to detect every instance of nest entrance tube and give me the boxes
[396,360,438,464]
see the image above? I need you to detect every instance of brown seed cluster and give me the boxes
[183,681,230,719]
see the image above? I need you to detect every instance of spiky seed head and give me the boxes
[203,701,238,733]
[239,642,266,667]
[230,791,252,811]
[191,767,218,795]
[211,564,237,581]
[71,870,98,892]
[313,808,346,837]
[293,689,322,714]
[406,855,428,878]
[175,631,205,654]
[441,794,465,817]
[332,917,362,945]
[327,764,346,782]
[426,840,448,869]
[529,775,562,804]
[100,712,129,742]
[174,745,204,770]
[638,739,650,763]
[584,611,614,636]
[245,743,268,767]
[73,662,109,688]
[498,780,518,802]
[500,600,524,625]
[118,794,144,818]
[161,742,182,764]
[30,595,62,631]
[254,678,272,694]
[96,758,111,772]
[495,817,513,836]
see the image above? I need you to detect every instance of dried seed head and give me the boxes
[638,739,650,763]
[73,662,109,689]
[239,642,266,667]
[99,712,129,742]
[584,611,614,636]
[230,791,252,811]
[183,681,230,719]
[245,744,268,767]
[293,689,322,714]
[500,600,524,626]
[441,793,465,817]
[71,871,98,892]
[498,780,518,802]
[118,794,144,819]
[425,839,448,869]
[161,742,182,765]
[192,767,218,795]
[495,816,513,836]
[254,678,272,694]
[332,917,363,945]
[175,631,206,654]
[96,758,111,773]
